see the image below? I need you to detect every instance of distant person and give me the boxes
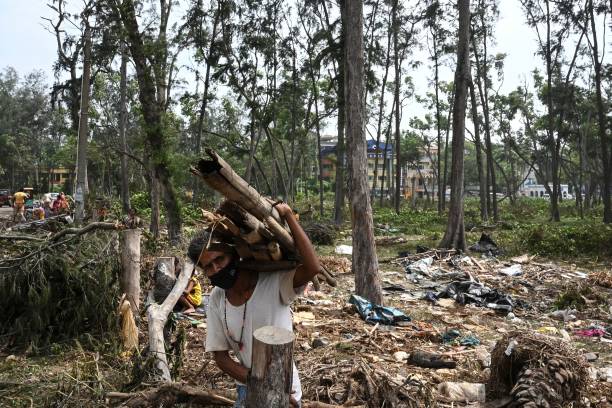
[12,188,28,223]
[42,196,53,218]
[178,269,202,315]
[52,192,69,214]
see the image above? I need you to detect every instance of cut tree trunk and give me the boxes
[119,41,130,213]
[246,326,295,407]
[121,229,141,309]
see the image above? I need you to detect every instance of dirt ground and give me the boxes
[177,244,612,407]
[0,234,610,407]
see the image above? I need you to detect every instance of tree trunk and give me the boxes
[392,0,401,215]
[589,1,611,223]
[471,29,497,221]
[246,326,294,407]
[119,41,131,213]
[379,95,396,207]
[334,2,346,225]
[149,166,160,239]
[439,0,469,251]
[118,0,182,244]
[345,0,383,305]
[121,229,141,308]
[469,76,488,221]
[433,29,443,215]
[74,25,92,224]
[371,9,393,202]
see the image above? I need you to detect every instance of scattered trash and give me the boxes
[312,337,330,348]
[499,264,522,277]
[441,329,481,347]
[536,326,558,335]
[437,382,486,402]
[408,350,457,369]
[549,308,577,322]
[504,339,518,356]
[574,327,606,337]
[406,257,433,275]
[511,254,535,264]
[382,283,408,292]
[436,280,522,312]
[348,294,411,326]
[392,351,409,362]
[468,233,500,256]
[334,244,353,255]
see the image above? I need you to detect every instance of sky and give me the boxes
[0,1,602,138]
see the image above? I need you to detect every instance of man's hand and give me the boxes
[274,202,294,219]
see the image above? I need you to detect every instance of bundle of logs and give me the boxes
[191,148,337,289]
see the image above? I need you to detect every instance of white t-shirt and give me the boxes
[205,270,303,401]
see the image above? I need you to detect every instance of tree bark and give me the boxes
[119,41,131,213]
[433,25,443,215]
[392,0,401,215]
[246,326,294,407]
[371,7,393,202]
[345,0,383,305]
[469,76,488,221]
[440,0,469,251]
[589,0,611,223]
[148,258,192,382]
[117,0,182,243]
[74,24,92,224]
[121,229,141,309]
[334,1,346,225]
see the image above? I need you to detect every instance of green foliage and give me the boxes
[0,232,121,352]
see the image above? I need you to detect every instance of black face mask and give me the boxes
[209,260,239,290]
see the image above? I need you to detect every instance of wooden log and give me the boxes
[267,241,282,261]
[246,326,295,408]
[218,200,274,240]
[106,383,234,406]
[191,150,337,287]
[153,257,177,303]
[121,229,141,308]
[192,150,296,251]
[147,258,193,382]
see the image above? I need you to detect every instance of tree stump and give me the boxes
[121,229,141,308]
[246,326,295,408]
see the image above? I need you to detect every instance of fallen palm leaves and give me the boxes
[489,331,590,406]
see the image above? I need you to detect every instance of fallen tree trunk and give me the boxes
[147,257,192,382]
[106,383,233,407]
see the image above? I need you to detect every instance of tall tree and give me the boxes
[118,41,130,213]
[114,0,182,243]
[586,0,611,222]
[440,0,470,250]
[345,0,383,304]
[74,22,92,224]
[392,0,401,214]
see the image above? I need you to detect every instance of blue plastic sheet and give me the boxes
[349,294,411,326]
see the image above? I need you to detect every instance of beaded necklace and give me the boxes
[224,296,247,351]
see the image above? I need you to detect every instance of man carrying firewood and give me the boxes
[187,203,319,408]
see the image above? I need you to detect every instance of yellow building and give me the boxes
[46,167,73,190]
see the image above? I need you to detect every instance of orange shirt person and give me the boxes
[12,189,28,223]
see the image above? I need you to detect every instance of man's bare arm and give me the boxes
[274,203,320,288]
[213,350,249,383]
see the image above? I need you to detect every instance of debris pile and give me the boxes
[489,331,590,406]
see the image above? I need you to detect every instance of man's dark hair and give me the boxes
[18,188,23,192]
[187,229,212,264]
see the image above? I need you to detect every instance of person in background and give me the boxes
[52,192,69,214]
[187,202,320,408]
[12,188,28,223]
[178,269,202,314]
